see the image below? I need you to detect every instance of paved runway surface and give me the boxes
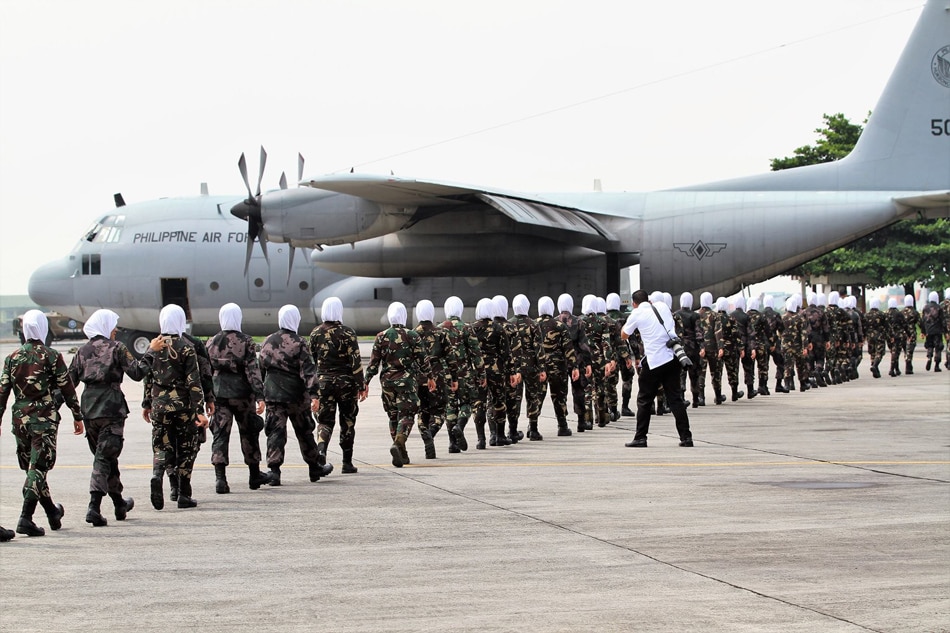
[0,341,948,632]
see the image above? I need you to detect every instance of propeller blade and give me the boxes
[238,153,253,199]
[256,146,267,197]
[279,172,288,190]
[286,245,296,285]
[258,226,270,264]
[297,153,305,184]
[243,235,254,277]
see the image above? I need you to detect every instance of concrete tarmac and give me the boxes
[0,341,948,633]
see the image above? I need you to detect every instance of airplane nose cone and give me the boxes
[230,200,251,221]
[28,258,76,311]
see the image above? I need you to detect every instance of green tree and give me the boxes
[772,113,950,291]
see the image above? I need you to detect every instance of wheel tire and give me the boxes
[118,329,154,358]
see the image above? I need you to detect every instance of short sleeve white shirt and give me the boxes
[622,301,676,368]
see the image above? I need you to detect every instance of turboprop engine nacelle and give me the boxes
[259,187,412,247]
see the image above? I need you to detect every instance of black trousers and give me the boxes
[635,358,692,442]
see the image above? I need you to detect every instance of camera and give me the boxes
[666,337,692,368]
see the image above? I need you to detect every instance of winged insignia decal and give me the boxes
[673,240,727,260]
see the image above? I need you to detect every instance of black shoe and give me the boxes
[342,462,359,473]
[610,409,620,422]
[16,518,44,537]
[177,496,198,509]
[621,407,635,417]
[679,439,694,447]
[390,444,404,468]
[926,359,932,371]
[115,498,134,521]
[86,507,108,527]
[557,426,572,437]
[758,385,770,396]
[150,476,164,510]
[451,425,468,452]
[935,365,942,372]
[249,471,272,490]
[310,463,333,482]
[576,423,585,433]
[0,526,14,542]
[695,396,705,407]
[747,388,756,400]
[448,445,461,454]
[215,478,230,494]
[715,394,727,405]
[169,484,179,502]
[625,438,647,448]
[476,438,486,450]
[46,502,64,531]
[731,389,744,401]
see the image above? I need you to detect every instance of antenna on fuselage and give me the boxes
[113,193,126,208]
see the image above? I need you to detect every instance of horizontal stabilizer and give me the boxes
[894,191,950,218]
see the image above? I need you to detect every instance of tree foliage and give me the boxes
[772,113,950,289]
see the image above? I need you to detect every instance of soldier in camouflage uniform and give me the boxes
[537,296,580,437]
[440,296,486,453]
[259,305,331,485]
[413,299,458,459]
[557,294,592,432]
[745,298,772,395]
[142,305,210,510]
[885,298,909,377]
[714,297,745,402]
[761,296,788,393]
[864,298,888,378]
[673,292,704,407]
[493,295,526,444]
[942,289,950,369]
[922,291,945,372]
[310,297,366,474]
[581,296,616,427]
[826,291,853,383]
[599,296,630,420]
[205,303,272,494]
[68,309,148,526]
[697,292,721,404]
[901,294,920,375]
[510,294,548,440]
[803,294,830,388]
[844,296,865,379]
[606,293,635,417]
[781,295,811,392]
[471,298,519,449]
[730,296,758,400]
[362,302,436,467]
[0,311,83,537]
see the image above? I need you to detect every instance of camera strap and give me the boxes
[648,304,676,342]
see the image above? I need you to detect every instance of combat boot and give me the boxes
[309,462,334,481]
[342,449,358,473]
[150,475,164,510]
[85,492,108,527]
[935,361,942,372]
[447,424,462,453]
[905,361,913,375]
[422,427,437,459]
[621,396,634,416]
[390,433,407,467]
[888,362,896,377]
[39,496,65,531]
[508,420,521,443]
[758,383,770,396]
[109,493,134,521]
[475,420,487,450]
[248,463,272,489]
[871,362,881,378]
[214,464,230,494]
[489,423,498,446]
[0,526,14,542]
[556,416,572,437]
[926,357,932,371]
[168,473,180,502]
[816,372,827,387]
[775,378,789,393]
[596,409,609,427]
[610,408,620,422]
[429,422,442,441]
[398,435,411,464]
[528,418,543,441]
[316,441,328,467]
[731,386,744,401]
[267,465,281,486]
[746,384,757,399]
[714,388,725,404]
[496,422,511,445]
[456,418,469,451]
[786,376,796,392]
[16,500,44,537]
[694,391,705,406]
[177,478,198,508]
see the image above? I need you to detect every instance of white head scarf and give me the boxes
[828,291,840,307]
[662,292,673,309]
[321,297,343,322]
[278,305,301,332]
[512,294,530,316]
[596,297,607,314]
[903,294,914,308]
[476,298,494,320]
[679,292,693,310]
[538,296,555,316]
[387,302,407,326]
[492,295,508,319]
[159,304,187,336]
[785,297,797,313]
[700,292,713,309]
[219,303,243,331]
[887,298,898,310]
[581,294,596,315]
[816,293,827,307]
[649,291,663,304]
[734,295,746,311]
[763,295,774,309]
[557,293,573,313]
[792,293,803,311]
[84,309,119,339]
[22,309,49,342]
[869,298,881,310]
[930,291,940,303]
[747,297,760,311]
[444,296,464,320]
[414,299,435,323]
[715,297,729,312]
[606,293,621,311]
[806,292,817,307]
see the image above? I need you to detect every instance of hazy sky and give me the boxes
[0,0,924,296]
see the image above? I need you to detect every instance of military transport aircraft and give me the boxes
[231,0,948,298]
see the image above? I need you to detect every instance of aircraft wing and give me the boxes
[894,191,950,218]
[302,173,620,248]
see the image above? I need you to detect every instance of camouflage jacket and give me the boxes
[495,316,525,376]
[309,321,364,387]
[714,311,742,353]
[674,308,704,352]
[205,330,265,400]
[68,335,149,419]
[607,308,635,361]
[864,309,887,344]
[471,318,511,379]
[259,328,318,403]
[901,306,920,340]
[747,309,771,351]
[885,308,909,343]
[415,321,460,383]
[0,342,82,427]
[730,308,753,353]
[803,306,829,344]
[141,335,206,415]
[762,306,784,349]
[847,308,865,344]
[509,314,547,375]
[781,311,809,351]
[826,305,852,346]
[699,307,718,352]
[603,312,632,364]
[440,316,486,384]
[556,311,592,368]
[941,299,950,332]
[537,314,577,373]
[920,301,946,336]
[581,313,613,369]
[364,325,433,387]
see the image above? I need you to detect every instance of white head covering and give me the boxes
[321,297,343,322]
[679,292,693,310]
[387,302,407,326]
[785,297,797,313]
[476,298,494,320]
[945,288,950,301]
[715,297,729,312]
[557,293,573,313]
[84,309,119,339]
[747,297,760,311]
[827,291,840,307]
[792,293,803,311]
[512,294,530,316]
[930,291,940,303]
[22,309,49,342]
[538,296,555,316]
[734,295,746,311]
[887,298,898,310]
[159,304,187,336]
[596,297,607,313]
[763,295,774,309]
[414,299,435,323]
[581,294,596,315]
[700,292,713,309]
[278,305,301,332]
[444,296,464,319]
[219,303,243,331]
[649,291,663,304]
[869,298,881,310]
[492,295,508,319]
[903,294,914,308]
[816,293,827,307]
[806,292,817,307]
[606,293,621,311]
[662,292,673,309]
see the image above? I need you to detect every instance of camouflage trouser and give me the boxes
[837,342,854,375]
[418,376,447,434]
[540,366,570,422]
[905,337,917,362]
[85,417,125,495]
[752,346,770,386]
[504,377,524,425]
[740,351,756,387]
[868,336,886,365]
[523,372,546,421]
[474,371,506,430]
[210,398,263,467]
[151,408,202,483]
[570,373,587,421]
[317,375,360,451]
[783,347,808,381]
[808,338,826,378]
[722,350,740,387]
[265,401,319,468]
[589,364,610,419]
[924,332,945,357]
[769,348,785,382]
[446,377,477,432]
[886,338,904,366]
[693,353,708,394]
[13,420,58,502]
[704,347,722,392]
[380,378,419,440]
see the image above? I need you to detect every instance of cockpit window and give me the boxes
[83,214,125,243]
